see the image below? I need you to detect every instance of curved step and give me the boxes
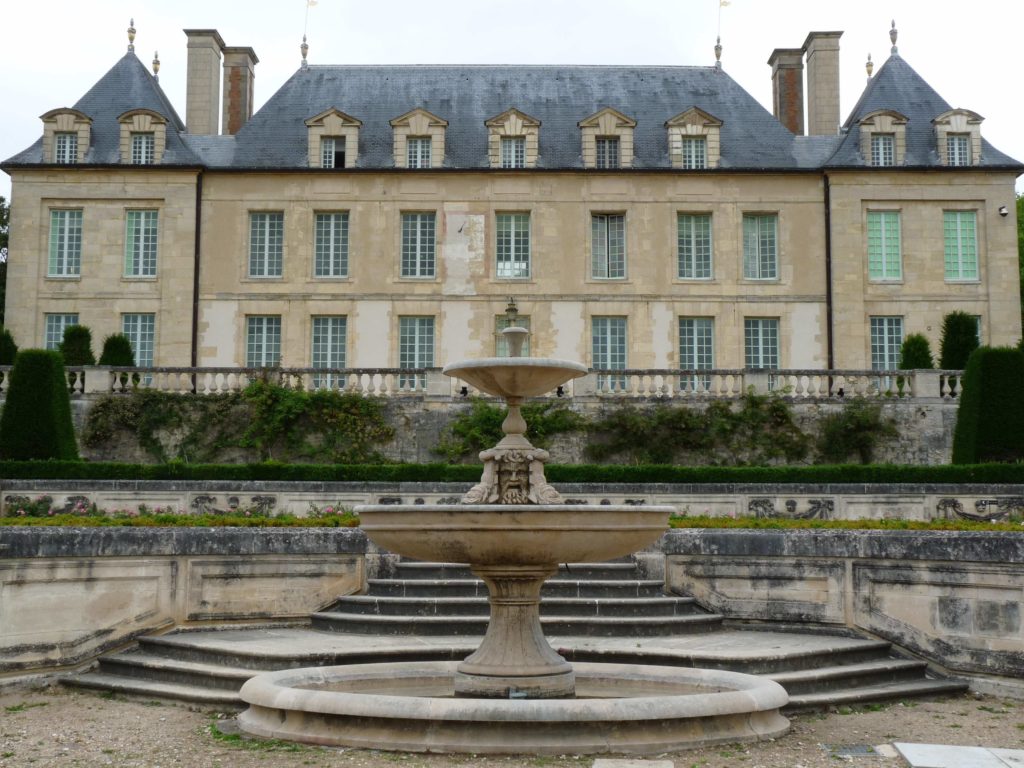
[332,594,703,618]
[98,651,254,691]
[367,578,667,598]
[394,561,641,581]
[785,678,969,710]
[768,658,929,695]
[62,671,242,706]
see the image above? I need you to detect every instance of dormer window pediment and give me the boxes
[485,108,541,169]
[665,107,722,169]
[933,109,984,166]
[390,108,447,168]
[305,108,363,168]
[117,109,168,165]
[858,109,909,167]
[40,108,92,164]
[578,108,636,169]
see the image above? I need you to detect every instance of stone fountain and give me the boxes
[237,302,789,754]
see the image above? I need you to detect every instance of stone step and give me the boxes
[332,594,704,618]
[784,678,970,710]
[62,671,242,706]
[366,578,667,599]
[394,561,641,581]
[309,611,725,637]
[97,651,254,692]
[767,658,930,695]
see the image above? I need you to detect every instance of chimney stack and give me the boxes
[768,48,805,135]
[222,47,259,135]
[184,29,225,135]
[803,31,843,136]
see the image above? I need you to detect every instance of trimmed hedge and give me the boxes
[0,350,79,460]
[952,347,1024,463]
[5,460,1024,484]
[98,333,135,366]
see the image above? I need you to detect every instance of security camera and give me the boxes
[998,205,1009,217]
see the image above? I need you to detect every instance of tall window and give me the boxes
[122,313,155,373]
[871,134,895,167]
[947,134,971,166]
[130,133,155,165]
[744,318,779,370]
[44,313,78,350]
[677,213,712,279]
[401,212,436,277]
[407,137,432,168]
[321,136,346,169]
[48,209,83,277]
[867,211,902,281]
[870,316,903,390]
[495,315,531,357]
[742,214,778,280]
[246,316,281,368]
[679,318,714,392]
[249,212,284,277]
[496,213,530,278]
[399,316,434,390]
[55,132,77,164]
[591,214,625,279]
[311,316,347,389]
[592,316,627,392]
[943,211,978,281]
[314,212,349,277]
[596,137,620,169]
[680,137,707,169]
[500,137,526,169]
[124,210,158,277]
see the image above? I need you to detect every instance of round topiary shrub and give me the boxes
[899,333,934,369]
[99,333,135,366]
[0,325,16,365]
[939,311,980,369]
[60,324,95,366]
[0,349,79,460]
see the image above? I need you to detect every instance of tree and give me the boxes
[939,311,980,369]
[0,325,16,365]
[60,324,96,366]
[899,333,934,369]
[99,333,135,366]
[0,195,8,325]
[0,349,79,460]
[952,347,1024,463]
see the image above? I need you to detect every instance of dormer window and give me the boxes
[596,137,620,169]
[579,109,635,169]
[666,108,722,170]
[871,134,895,166]
[305,109,362,168]
[947,134,971,167]
[500,137,526,169]
[55,133,78,165]
[407,137,432,169]
[390,109,447,169]
[933,109,983,167]
[321,136,347,169]
[680,137,707,169]
[131,132,155,165]
[858,110,908,167]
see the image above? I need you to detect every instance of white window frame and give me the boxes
[122,313,155,382]
[407,136,432,169]
[592,316,627,392]
[680,137,707,170]
[500,137,526,169]
[496,213,531,279]
[124,209,158,277]
[398,316,434,390]
[943,211,978,281]
[679,317,714,392]
[130,132,155,165]
[871,134,895,167]
[249,212,284,278]
[595,137,620,169]
[246,316,281,368]
[48,209,83,277]
[55,132,77,164]
[314,212,349,278]
[867,211,902,281]
[44,313,79,350]
[744,318,779,370]
[742,214,778,280]
[401,212,436,278]
[321,136,346,169]
[677,213,712,280]
[591,213,626,279]
[947,134,971,166]
[870,316,903,390]
[311,315,347,389]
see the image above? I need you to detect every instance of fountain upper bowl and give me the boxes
[442,357,587,399]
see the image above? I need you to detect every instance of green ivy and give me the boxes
[434,398,584,462]
[815,400,899,464]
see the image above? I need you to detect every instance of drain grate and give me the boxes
[825,744,882,758]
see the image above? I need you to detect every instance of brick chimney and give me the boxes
[768,48,805,135]
[803,31,843,136]
[184,29,225,135]
[222,47,259,135]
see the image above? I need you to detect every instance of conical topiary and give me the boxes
[98,333,136,366]
[59,324,96,366]
[0,349,79,460]
[899,333,934,369]
[0,325,16,365]
[939,311,980,369]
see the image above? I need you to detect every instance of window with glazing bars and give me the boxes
[592,316,627,392]
[596,137,620,169]
[122,313,155,383]
[495,315,531,357]
[401,212,436,277]
[743,214,778,280]
[943,211,978,280]
[246,316,281,368]
[249,212,284,277]
[55,132,77,164]
[871,134,895,166]
[500,137,526,169]
[311,316,347,389]
[947,134,971,166]
[496,213,530,278]
[867,211,901,280]
[314,212,349,277]
[399,316,434,390]
[870,315,903,391]
[591,214,625,279]
[321,136,346,168]
[407,137,431,168]
[48,210,82,277]
[680,137,707,169]
[677,214,712,279]
[44,313,78,350]
[130,133,155,165]
[744,318,779,370]
[679,318,714,392]
[124,210,158,277]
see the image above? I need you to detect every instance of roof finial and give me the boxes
[152,51,160,81]
[890,19,898,54]
[714,36,722,69]
[866,53,874,79]
[127,18,136,53]
[301,34,309,69]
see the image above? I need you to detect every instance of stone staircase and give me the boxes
[64,558,968,710]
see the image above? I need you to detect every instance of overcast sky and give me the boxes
[2,0,1022,203]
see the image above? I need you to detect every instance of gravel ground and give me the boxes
[1,686,1022,768]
